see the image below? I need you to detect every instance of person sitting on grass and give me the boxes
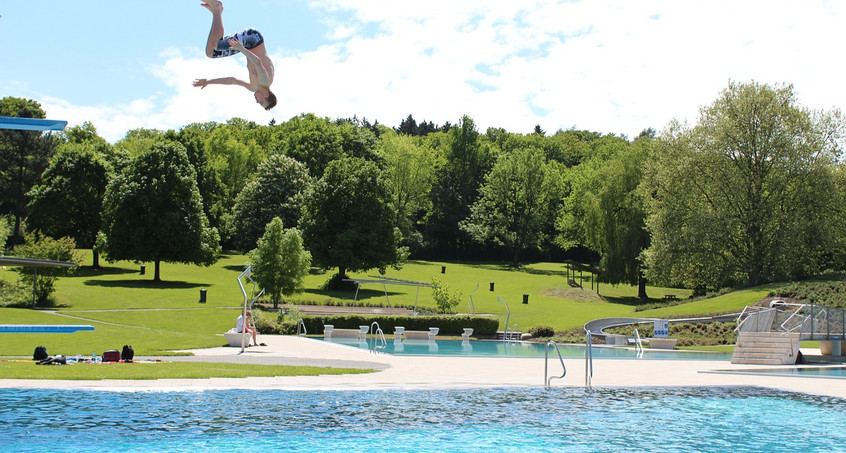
[236,310,260,347]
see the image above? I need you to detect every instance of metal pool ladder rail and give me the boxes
[296,319,307,336]
[369,322,387,354]
[544,341,567,388]
[585,331,594,388]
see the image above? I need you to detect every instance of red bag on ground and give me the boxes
[102,350,121,362]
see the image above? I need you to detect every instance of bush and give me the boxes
[254,308,306,335]
[528,325,555,338]
[301,314,499,336]
[11,233,80,306]
[431,277,460,314]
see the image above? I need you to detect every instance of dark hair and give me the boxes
[264,90,277,110]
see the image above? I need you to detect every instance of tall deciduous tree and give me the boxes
[300,157,406,284]
[643,81,846,292]
[0,97,59,245]
[426,115,494,256]
[231,154,312,251]
[100,141,220,281]
[27,144,112,268]
[249,218,312,309]
[460,146,562,266]
[578,138,651,298]
[379,130,440,249]
[275,114,344,178]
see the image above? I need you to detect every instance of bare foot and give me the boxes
[201,0,223,13]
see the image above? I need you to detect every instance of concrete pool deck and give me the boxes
[2,335,845,398]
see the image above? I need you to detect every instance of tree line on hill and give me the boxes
[1,80,844,300]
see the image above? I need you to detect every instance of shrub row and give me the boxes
[300,314,499,336]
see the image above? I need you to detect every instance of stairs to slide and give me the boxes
[494,330,523,341]
[731,332,801,365]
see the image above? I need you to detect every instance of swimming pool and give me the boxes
[1,387,843,452]
[708,366,846,379]
[321,338,733,360]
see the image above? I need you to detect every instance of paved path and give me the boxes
[2,336,845,398]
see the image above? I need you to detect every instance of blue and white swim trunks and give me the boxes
[212,27,264,58]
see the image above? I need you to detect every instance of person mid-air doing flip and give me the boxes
[193,0,277,110]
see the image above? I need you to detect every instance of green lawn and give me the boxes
[0,250,785,359]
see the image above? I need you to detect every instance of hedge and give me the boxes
[301,314,499,336]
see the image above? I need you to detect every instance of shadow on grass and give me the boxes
[600,295,649,307]
[306,288,406,301]
[83,279,205,289]
[71,266,139,278]
[223,264,249,273]
[463,262,569,277]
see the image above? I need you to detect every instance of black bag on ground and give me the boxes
[121,345,134,362]
[33,345,48,361]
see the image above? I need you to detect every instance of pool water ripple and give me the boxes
[1,387,844,452]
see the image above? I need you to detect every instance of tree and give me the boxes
[249,218,312,309]
[558,138,651,300]
[426,115,494,256]
[379,130,441,249]
[12,233,81,306]
[100,141,220,281]
[300,157,406,283]
[231,154,312,251]
[0,97,59,245]
[275,114,344,178]
[27,144,112,267]
[0,216,11,253]
[643,81,846,292]
[460,146,562,266]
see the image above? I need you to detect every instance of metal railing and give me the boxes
[468,283,478,314]
[296,319,307,336]
[237,266,265,353]
[735,303,846,342]
[498,296,511,343]
[585,331,594,388]
[368,321,387,354]
[634,328,644,358]
[544,341,567,388]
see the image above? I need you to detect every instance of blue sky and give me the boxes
[2,1,845,142]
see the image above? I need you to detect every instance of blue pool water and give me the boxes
[1,387,844,452]
[711,366,846,379]
[321,338,733,360]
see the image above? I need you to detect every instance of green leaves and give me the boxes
[101,141,220,280]
[249,218,311,308]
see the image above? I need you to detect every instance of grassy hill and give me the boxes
[0,250,781,356]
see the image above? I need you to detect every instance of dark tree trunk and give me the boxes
[637,275,648,300]
[154,260,161,282]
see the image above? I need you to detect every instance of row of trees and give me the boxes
[2,80,844,297]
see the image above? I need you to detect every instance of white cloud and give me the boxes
[34,0,846,141]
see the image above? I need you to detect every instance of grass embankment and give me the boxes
[0,360,371,380]
[0,250,793,364]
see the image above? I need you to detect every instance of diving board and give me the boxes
[0,116,67,131]
[0,325,95,333]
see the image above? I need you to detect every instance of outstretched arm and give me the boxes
[193,77,251,90]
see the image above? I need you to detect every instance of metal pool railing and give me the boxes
[368,321,387,354]
[296,319,307,336]
[585,331,594,388]
[544,341,567,388]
